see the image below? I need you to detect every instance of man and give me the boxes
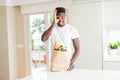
[41,7,80,71]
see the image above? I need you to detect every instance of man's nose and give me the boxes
[59,19,62,22]
[59,18,63,21]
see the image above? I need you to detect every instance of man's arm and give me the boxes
[41,10,59,42]
[41,23,56,42]
[67,38,80,71]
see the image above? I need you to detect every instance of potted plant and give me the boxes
[116,41,120,55]
[109,43,118,56]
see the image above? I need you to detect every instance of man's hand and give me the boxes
[53,10,59,24]
[67,64,74,71]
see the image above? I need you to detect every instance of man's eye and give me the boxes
[57,17,59,19]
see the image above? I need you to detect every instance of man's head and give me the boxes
[55,7,66,27]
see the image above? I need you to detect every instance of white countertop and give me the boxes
[47,69,120,80]
[19,69,120,80]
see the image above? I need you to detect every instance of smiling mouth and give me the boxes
[58,21,63,24]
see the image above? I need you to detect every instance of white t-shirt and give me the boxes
[50,24,79,55]
[49,24,79,71]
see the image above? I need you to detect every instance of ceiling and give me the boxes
[0,0,57,6]
[0,0,103,6]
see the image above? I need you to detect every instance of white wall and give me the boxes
[70,1,103,69]
[7,6,17,80]
[0,6,17,80]
[0,6,10,80]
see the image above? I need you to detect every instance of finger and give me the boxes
[67,67,69,71]
[67,67,71,71]
[53,10,57,17]
[67,68,71,71]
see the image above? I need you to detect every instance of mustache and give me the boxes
[58,21,64,23]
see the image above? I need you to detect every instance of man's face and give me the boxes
[56,12,66,27]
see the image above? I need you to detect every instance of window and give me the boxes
[30,12,53,69]
[108,30,120,44]
[30,12,53,51]
[104,27,120,56]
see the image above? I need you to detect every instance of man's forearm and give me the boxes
[70,38,80,65]
[41,23,56,42]
[70,48,80,65]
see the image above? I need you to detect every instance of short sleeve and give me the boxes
[71,27,79,39]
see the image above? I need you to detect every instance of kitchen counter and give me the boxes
[18,69,120,80]
[47,69,120,80]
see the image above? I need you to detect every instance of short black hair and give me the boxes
[55,7,66,14]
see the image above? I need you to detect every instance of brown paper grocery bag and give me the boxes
[50,51,70,72]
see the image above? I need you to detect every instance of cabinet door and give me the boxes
[70,2,103,69]
[104,1,120,26]
[103,62,120,70]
